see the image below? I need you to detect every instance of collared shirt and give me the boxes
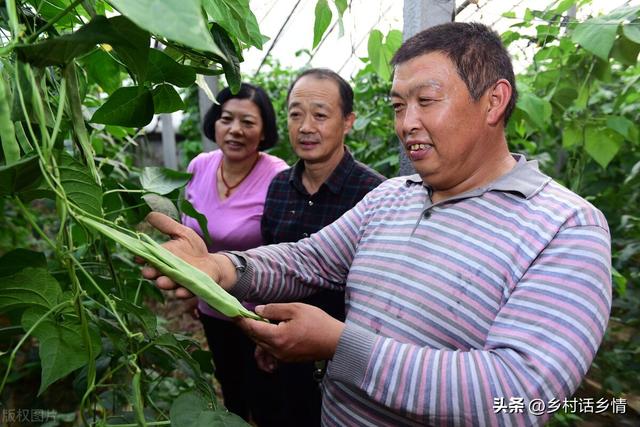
[261,149,385,245]
[260,149,385,319]
[233,154,612,427]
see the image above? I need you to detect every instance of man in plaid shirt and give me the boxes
[256,68,385,427]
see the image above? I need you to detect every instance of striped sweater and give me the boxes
[231,156,612,426]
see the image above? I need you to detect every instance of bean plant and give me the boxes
[0,0,275,425]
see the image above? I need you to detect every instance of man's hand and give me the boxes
[140,212,237,297]
[237,303,345,362]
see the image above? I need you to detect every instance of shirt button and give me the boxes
[308,200,314,206]
[303,232,309,237]
[423,210,431,219]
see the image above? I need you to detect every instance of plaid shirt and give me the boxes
[261,149,385,319]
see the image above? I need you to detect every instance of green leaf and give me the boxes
[170,391,248,427]
[108,16,151,84]
[26,0,81,27]
[110,0,227,60]
[0,267,61,314]
[611,34,640,66]
[202,0,266,49]
[623,23,640,44]
[116,300,158,337]
[15,16,144,68]
[0,249,46,277]
[516,92,552,130]
[0,154,42,197]
[562,123,582,149]
[91,86,154,128]
[180,198,214,248]
[142,193,180,220]
[58,151,103,217]
[572,19,619,60]
[22,308,101,395]
[584,126,624,168]
[140,167,192,195]
[147,50,196,87]
[313,0,332,49]
[210,24,242,93]
[334,0,348,16]
[606,116,636,140]
[368,30,392,81]
[81,49,122,94]
[152,84,185,114]
[385,30,403,54]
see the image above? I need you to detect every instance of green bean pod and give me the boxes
[76,215,263,321]
[0,76,20,165]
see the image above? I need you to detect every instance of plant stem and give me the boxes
[27,0,85,43]
[103,188,145,196]
[14,197,57,252]
[0,301,73,394]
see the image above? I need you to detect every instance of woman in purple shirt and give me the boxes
[182,83,287,422]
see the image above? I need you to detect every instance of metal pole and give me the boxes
[161,114,177,169]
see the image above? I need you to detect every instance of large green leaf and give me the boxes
[147,50,196,87]
[91,86,154,128]
[0,249,46,277]
[110,0,226,59]
[210,24,241,93]
[15,16,145,68]
[367,30,390,80]
[170,391,248,427]
[313,0,332,49]
[108,16,151,83]
[584,125,624,168]
[0,154,42,197]
[180,198,214,248]
[202,0,266,49]
[58,151,103,217]
[572,19,619,61]
[22,308,101,395]
[81,49,122,94]
[140,167,191,195]
[152,84,185,114]
[0,267,61,314]
[516,92,552,130]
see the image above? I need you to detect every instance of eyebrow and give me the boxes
[390,80,443,98]
[288,101,331,110]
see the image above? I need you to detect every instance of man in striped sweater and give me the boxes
[144,22,612,426]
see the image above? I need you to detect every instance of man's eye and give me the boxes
[391,103,404,112]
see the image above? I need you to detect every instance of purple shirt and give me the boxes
[182,150,288,318]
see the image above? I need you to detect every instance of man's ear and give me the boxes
[343,112,356,134]
[487,79,512,126]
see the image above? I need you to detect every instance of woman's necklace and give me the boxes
[219,154,260,198]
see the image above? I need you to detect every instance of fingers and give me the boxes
[146,212,187,238]
[255,303,298,322]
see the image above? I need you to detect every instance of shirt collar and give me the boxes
[288,149,356,195]
[403,154,551,199]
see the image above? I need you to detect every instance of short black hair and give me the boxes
[391,22,517,124]
[286,68,354,117]
[203,83,278,150]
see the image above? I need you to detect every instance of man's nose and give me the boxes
[401,104,422,136]
[299,114,314,133]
